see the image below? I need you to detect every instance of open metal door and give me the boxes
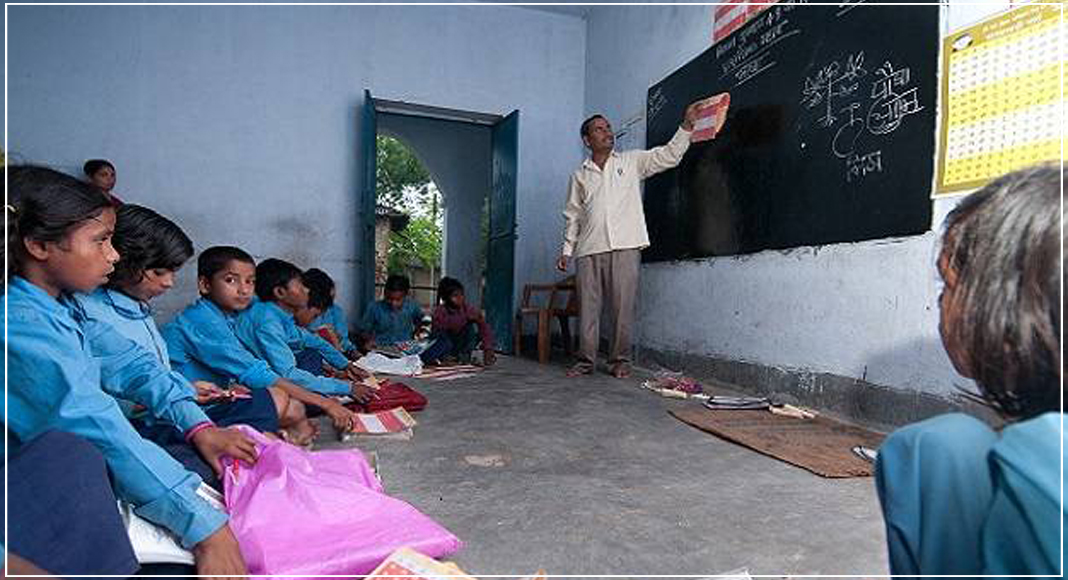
[486,110,518,353]
[359,89,378,317]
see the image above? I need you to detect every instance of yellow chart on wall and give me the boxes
[935,2,1065,196]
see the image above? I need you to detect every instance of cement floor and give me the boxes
[316,355,889,577]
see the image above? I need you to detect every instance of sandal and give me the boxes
[566,363,594,377]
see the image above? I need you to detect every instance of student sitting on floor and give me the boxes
[3,166,252,578]
[70,204,295,444]
[875,164,1065,577]
[234,258,375,402]
[360,274,427,349]
[424,276,496,366]
[302,267,359,359]
[162,246,365,438]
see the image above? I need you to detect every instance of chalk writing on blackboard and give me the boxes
[867,61,922,135]
[800,51,867,128]
[835,0,868,18]
[846,150,883,182]
[647,87,667,123]
[833,102,865,158]
[720,4,803,88]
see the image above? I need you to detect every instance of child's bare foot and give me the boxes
[281,419,319,448]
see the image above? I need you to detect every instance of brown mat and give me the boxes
[671,408,885,478]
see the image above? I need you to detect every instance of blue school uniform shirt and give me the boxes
[361,297,424,346]
[310,303,355,352]
[982,412,1066,576]
[161,298,280,390]
[234,300,351,396]
[3,277,226,548]
[72,288,172,366]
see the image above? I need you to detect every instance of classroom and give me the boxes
[3,1,1063,577]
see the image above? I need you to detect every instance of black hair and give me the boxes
[5,165,113,281]
[106,204,193,290]
[384,274,410,294]
[255,258,303,302]
[580,114,607,138]
[83,159,115,178]
[303,268,336,311]
[437,276,464,305]
[197,246,255,280]
[941,163,1063,420]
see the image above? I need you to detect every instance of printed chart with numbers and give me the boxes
[936,2,1065,195]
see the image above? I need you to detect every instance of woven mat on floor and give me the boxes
[671,408,885,478]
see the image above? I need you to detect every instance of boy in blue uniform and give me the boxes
[235,258,374,400]
[163,247,368,438]
[303,267,358,357]
[361,274,427,348]
[3,166,252,577]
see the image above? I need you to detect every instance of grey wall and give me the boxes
[378,113,491,307]
[582,3,1015,416]
[6,4,586,322]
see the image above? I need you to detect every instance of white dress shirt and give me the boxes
[562,127,692,258]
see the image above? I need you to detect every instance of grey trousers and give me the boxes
[575,248,640,366]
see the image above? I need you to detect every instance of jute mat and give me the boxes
[671,408,885,478]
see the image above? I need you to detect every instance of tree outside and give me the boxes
[376,135,443,296]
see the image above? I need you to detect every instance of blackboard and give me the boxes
[643,1,939,262]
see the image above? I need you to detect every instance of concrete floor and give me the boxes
[317,355,889,577]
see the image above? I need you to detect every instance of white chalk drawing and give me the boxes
[835,0,868,18]
[846,150,883,182]
[867,61,922,135]
[800,51,868,128]
[648,87,667,123]
[832,102,865,158]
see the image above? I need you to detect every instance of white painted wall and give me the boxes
[583,2,1011,397]
[6,4,585,323]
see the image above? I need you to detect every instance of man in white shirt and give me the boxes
[557,102,702,378]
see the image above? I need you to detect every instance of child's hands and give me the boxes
[324,402,359,432]
[350,384,377,404]
[190,426,258,476]
[193,524,249,580]
[343,363,368,382]
[193,381,228,404]
[483,350,497,367]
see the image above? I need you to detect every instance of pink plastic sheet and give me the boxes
[223,426,462,577]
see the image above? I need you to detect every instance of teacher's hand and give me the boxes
[556,255,570,272]
[682,100,702,131]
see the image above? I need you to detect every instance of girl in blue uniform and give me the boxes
[70,203,301,440]
[875,164,1065,576]
[4,166,252,579]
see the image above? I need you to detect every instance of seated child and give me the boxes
[70,204,286,444]
[162,246,365,438]
[875,164,1064,576]
[233,258,375,401]
[4,165,250,577]
[302,267,359,358]
[425,276,496,366]
[360,274,427,349]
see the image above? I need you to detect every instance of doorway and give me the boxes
[360,91,518,353]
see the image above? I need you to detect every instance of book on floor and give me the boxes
[703,395,771,410]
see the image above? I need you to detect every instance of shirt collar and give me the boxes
[99,287,152,320]
[8,277,82,333]
[582,150,620,172]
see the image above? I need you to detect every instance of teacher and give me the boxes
[558,101,703,378]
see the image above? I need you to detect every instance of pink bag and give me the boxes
[223,426,462,577]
